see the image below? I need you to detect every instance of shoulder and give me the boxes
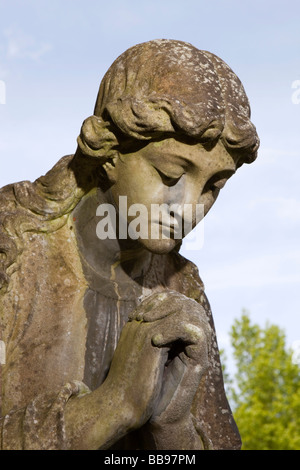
[0,155,77,294]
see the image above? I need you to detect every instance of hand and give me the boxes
[103,302,168,430]
[127,290,212,427]
[64,290,211,449]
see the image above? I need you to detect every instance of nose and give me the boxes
[182,177,205,207]
[163,179,205,237]
[164,176,204,206]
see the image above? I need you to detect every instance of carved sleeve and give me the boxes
[0,381,90,450]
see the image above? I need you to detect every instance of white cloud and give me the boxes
[203,251,300,291]
[276,198,300,222]
[114,8,142,28]
[258,146,300,161]
[249,196,300,223]
[0,66,9,79]
[3,25,52,61]
[216,330,231,349]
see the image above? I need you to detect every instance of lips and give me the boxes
[157,218,184,240]
[159,219,180,230]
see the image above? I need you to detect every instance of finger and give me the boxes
[152,322,209,364]
[128,291,178,322]
[152,322,206,348]
[142,292,194,322]
[142,293,208,324]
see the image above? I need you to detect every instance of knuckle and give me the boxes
[183,322,206,341]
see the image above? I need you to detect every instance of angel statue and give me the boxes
[0,39,259,450]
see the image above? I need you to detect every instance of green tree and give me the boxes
[227,312,300,450]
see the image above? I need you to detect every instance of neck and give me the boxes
[72,185,152,284]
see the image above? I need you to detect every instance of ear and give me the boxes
[102,154,118,184]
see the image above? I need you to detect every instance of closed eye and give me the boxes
[203,171,234,194]
[155,168,184,187]
[211,177,228,190]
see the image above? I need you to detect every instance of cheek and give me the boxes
[115,163,164,205]
[199,190,220,215]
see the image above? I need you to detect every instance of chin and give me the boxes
[139,237,180,254]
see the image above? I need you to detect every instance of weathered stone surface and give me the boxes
[0,39,259,450]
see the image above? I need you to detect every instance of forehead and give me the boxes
[137,137,237,173]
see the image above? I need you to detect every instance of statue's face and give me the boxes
[108,137,237,254]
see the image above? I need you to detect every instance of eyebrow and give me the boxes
[159,153,193,167]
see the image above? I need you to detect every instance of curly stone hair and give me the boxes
[78,39,259,163]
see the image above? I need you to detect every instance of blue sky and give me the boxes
[0,0,300,368]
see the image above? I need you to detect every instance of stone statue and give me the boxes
[0,39,259,450]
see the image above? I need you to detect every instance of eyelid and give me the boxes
[155,167,184,186]
[212,178,228,189]
[205,170,235,192]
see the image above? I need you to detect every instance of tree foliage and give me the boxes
[226,311,300,450]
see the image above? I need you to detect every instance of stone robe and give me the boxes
[0,178,241,450]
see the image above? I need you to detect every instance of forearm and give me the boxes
[64,380,134,450]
